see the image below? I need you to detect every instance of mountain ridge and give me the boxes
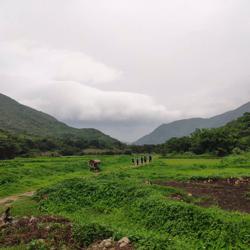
[0,93,121,147]
[134,101,250,145]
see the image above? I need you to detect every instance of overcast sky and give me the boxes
[0,0,250,141]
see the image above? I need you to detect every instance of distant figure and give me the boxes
[141,156,144,165]
[3,207,12,224]
[132,158,135,165]
[89,159,101,172]
[136,158,139,166]
[144,155,147,164]
[149,155,152,163]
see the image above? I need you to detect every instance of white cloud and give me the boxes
[0,41,179,136]
[21,81,180,123]
[0,41,121,85]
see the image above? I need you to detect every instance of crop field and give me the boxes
[1,154,250,249]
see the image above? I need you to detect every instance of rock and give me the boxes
[29,216,38,224]
[118,237,130,247]
[235,180,240,185]
[120,242,128,248]
[118,237,130,244]
[104,240,112,248]
[99,238,113,248]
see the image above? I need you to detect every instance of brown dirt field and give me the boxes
[154,177,250,213]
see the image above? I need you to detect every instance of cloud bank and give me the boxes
[0,42,180,140]
[0,0,250,141]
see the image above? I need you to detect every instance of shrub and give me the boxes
[73,223,113,247]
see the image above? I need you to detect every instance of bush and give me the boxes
[73,223,113,247]
[232,147,244,155]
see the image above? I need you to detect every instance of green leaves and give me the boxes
[36,176,250,249]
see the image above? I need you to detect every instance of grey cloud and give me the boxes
[0,0,250,141]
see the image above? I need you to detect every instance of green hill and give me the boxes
[135,102,250,145]
[160,112,250,156]
[0,93,120,145]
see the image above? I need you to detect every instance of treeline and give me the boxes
[1,113,249,159]
[0,130,125,159]
[131,113,250,156]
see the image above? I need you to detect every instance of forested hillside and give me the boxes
[160,112,250,156]
[0,93,120,144]
[0,93,124,159]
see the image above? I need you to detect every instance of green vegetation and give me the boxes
[137,112,250,157]
[0,93,123,159]
[1,91,249,160]
[36,176,250,249]
[1,154,250,249]
[2,155,250,198]
[135,102,250,145]
[0,129,125,159]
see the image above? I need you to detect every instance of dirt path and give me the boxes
[0,191,35,206]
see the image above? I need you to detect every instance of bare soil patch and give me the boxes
[154,177,250,213]
[0,191,35,206]
[0,215,134,250]
[0,215,75,249]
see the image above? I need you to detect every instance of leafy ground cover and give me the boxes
[1,154,250,249]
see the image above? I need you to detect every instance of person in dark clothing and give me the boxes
[3,207,12,224]
[136,158,139,166]
[141,156,144,165]
[132,158,135,165]
[144,155,147,164]
[149,155,152,163]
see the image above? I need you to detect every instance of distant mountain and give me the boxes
[134,102,250,145]
[0,93,121,147]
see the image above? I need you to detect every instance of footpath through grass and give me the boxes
[1,154,250,249]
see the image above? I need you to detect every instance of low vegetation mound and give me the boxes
[35,176,250,249]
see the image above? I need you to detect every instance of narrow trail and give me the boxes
[0,191,35,206]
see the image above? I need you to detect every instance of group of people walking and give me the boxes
[132,155,152,166]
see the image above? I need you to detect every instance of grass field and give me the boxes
[1,154,250,249]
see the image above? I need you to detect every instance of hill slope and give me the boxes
[135,102,250,145]
[0,93,120,146]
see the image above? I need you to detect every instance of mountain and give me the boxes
[0,93,121,147]
[134,102,250,145]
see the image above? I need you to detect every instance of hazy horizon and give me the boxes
[0,0,250,141]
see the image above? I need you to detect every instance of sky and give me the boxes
[0,0,250,142]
